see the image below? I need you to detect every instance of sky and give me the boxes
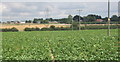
[0,0,120,21]
[1,0,120,2]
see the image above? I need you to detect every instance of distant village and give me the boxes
[1,21,59,24]
[1,19,104,24]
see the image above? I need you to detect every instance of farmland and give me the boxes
[0,24,70,31]
[2,29,118,60]
[1,23,119,31]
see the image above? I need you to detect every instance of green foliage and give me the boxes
[38,27,50,31]
[81,25,118,30]
[67,15,73,24]
[72,14,119,22]
[41,27,72,31]
[50,25,55,29]
[84,15,96,22]
[9,14,119,24]
[41,20,49,24]
[23,25,118,31]
[54,27,72,30]
[73,15,83,22]
[80,22,118,24]
[2,27,19,32]
[59,18,69,24]
[24,27,40,31]
[2,29,118,60]
[111,15,119,21]
[11,27,19,32]
[33,18,48,24]
[70,21,79,30]
[25,20,32,23]
[41,25,72,31]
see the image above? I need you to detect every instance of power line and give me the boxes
[44,8,50,28]
[45,8,50,19]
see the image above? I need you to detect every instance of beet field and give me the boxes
[2,29,119,60]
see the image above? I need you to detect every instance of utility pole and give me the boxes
[68,15,73,31]
[72,19,73,31]
[45,8,50,28]
[45,8,49,19]
[108,0,110,36]
[77,9,82,30]
[119,1,120,30]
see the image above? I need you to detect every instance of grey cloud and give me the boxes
[1,2,118,21]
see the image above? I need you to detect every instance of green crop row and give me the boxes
[2,29,119,60]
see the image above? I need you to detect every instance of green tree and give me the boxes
[50,25,55,29]
[102,17,108,22]
[33,18,44,23]
[41,20,49,23]
[67,15,73,24]
[111,15,119,21]
[71,21,79,30]
[73,15,83,22]
[83,15,96,22]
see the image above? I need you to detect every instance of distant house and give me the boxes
[96,19,103,22]
[20,21,25,24]
[7,21,15,24]
[48,21,59,24]
[2,22,7,24]
[16,21,20,23]
[36,21,41,24]
[6,21,20,24]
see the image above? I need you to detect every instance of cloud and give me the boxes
[1,2,118,21]
[1,0,120,2]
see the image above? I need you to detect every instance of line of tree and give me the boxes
[24,27,40,31]
[25,14,120,24]
[1,27,19,32]
[73,14,120,22]
[1,24,118,32]
[23,25,118,31]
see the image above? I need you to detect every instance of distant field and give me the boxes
[0,23,119,31]
[0,24,70,31]
[2,29,118,60]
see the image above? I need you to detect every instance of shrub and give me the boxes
[11,27,19,32]
[50,25,55,29]
[70,22,79,29]
[60,27,72,30]
[24,28,31,31]
[24,25,118,31]
[82,25,118,30]
[41,27,72,31]
[80,22,118,24]
[2,27,19,32]
[41,28,51,31]
[24,27,40,31]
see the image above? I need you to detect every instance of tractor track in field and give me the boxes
[49,48,55,62]
[47,40,55,62]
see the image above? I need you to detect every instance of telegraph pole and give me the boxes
[108,0,110,36]
[45,8,50,28]
[46,8,49,19]
[77,9,82,30]
[71,15,73,31]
